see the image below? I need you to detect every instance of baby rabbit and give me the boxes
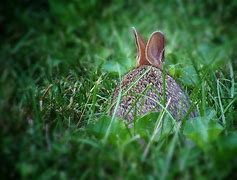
[111,28,197,122]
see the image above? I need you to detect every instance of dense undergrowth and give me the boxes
[0,0,237,179]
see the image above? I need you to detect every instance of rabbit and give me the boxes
[111,28,197,122]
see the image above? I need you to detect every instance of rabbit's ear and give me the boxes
[145,31,165,69]
[132,27,150,67]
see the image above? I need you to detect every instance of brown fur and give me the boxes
[111,29,197,121]
[111,66,196,121]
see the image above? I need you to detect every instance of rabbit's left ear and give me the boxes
[132,27,150,67]
[145,31,165,69]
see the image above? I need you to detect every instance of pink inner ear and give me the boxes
[155,34,164,61]
[151,46,159,60]
[146,31,165,68]
[133,28,150,67]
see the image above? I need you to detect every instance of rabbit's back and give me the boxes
[112,65,195,121]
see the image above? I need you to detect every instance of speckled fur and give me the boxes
[111,65,196,121]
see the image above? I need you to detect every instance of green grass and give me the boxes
[1,0,237,179]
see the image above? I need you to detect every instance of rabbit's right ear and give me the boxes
[145,31,165,69]
[132,28,150,67]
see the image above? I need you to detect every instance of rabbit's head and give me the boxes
[133,28,165,69]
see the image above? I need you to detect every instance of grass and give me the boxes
[1,0,237,179]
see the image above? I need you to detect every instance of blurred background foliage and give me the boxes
[0,0,237,179]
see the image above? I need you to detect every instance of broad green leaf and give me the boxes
[180,65,199,86]
[102,61,123,73]
[215,132,237,161]
[133,112,160,138]
[86,115,130,143]
[133,112,177,141]
[183,109,223,148]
